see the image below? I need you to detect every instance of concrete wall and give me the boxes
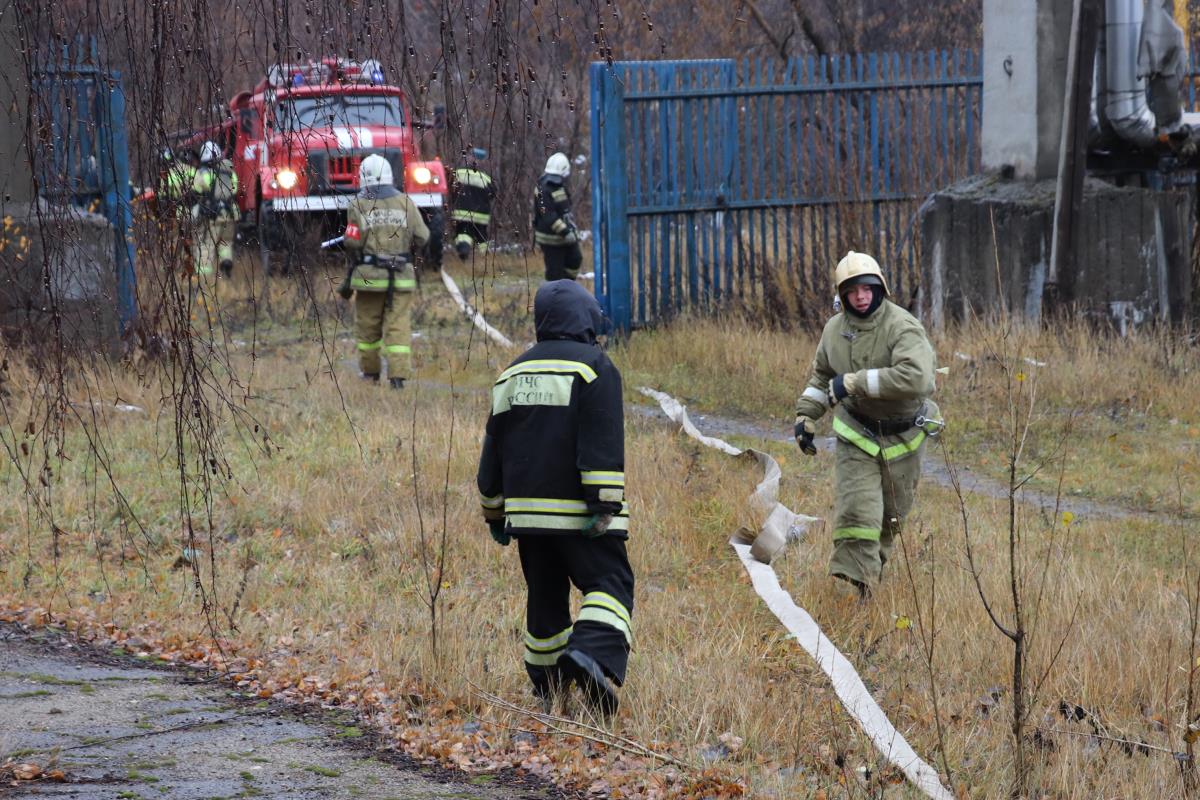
[981,0,1073,180]
[920,173,1193,331]
[0,202,121,355]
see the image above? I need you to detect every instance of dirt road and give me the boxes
[0,625,560,800]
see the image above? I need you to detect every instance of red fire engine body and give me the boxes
[213,58,447,268]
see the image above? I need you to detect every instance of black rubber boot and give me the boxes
[455,240,470,261]
[560,649,618,719]
[531,666,568,715]
[219,259,233,278]
[389,377,405,390]
[360,372,380,383]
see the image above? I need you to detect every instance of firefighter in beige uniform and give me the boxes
[339,155,430,389]
[793,252,942,595]
[191,141,238,282]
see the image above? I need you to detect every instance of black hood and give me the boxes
[534,280,604,344]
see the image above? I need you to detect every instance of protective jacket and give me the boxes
[451,168,496,225]
[191,160,238,222]
[477,281,627,536]
[532,174,575,247]
[343,185,430,295]
[795,299,939,460]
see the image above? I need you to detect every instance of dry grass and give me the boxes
[1,266,1198,798]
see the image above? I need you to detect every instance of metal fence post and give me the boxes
[105,72,137,333]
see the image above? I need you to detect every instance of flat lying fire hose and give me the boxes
[638,388,954,800]
[439,270,515,349]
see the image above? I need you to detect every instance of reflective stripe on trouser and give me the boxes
[192,218,233,280]
[517,534,634,689]
[830,437,922,586]
[542,243,582,282]
[453,221,488,249]
[354,290,414,379]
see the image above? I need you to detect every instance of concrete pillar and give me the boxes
[982,0,1074,179]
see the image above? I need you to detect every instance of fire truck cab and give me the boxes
[224,58,446,272]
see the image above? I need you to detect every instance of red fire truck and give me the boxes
[211,58,447,274]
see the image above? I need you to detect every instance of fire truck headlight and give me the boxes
[411,166,433,185]
[276,168,299,190]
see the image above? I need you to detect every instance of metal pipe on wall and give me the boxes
[1102,0,1158,147]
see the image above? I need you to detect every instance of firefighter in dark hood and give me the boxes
[532,153,582,281]
[793,252,943,597]
[477,280,632,717]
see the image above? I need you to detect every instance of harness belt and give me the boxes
[846,408,915,437]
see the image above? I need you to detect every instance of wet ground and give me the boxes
[0,625,560,800]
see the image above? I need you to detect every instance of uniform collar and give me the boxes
[841,299,889,332]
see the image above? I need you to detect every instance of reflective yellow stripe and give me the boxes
[350,277,417,291]
[882,431,926,461]
[451,210,491,223]
[535,231,571,246]
[581,592,631,625]
[524,626,572,653]
[598,488,624,502]
[550,189,567,202]
[580,471,625,486]
[525,650,563,666]
[505,498,589,514]
[357,339,383,352]
[453,169,492,189]
[832,415,880,457]
[833,416,926,461]
[480,493,504,509]
[384,344,411,354]
[498,359,597,384]
[578,598,632,645]
[506,513,630,532]
[833,527,882,541]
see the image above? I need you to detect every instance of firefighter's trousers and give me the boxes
[541,243,582,282]
[453,220,489,251]
[830,438,923,587]
[516,534,634,695]
[193,217,234,281]
[354,290,413,379]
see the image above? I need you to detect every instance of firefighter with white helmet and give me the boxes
[532,152,582,281]
[792,251,943,597]
[337,154,429,389]
[190,140,238,281]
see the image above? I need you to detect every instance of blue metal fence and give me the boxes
[591,51,982,330]
[33,40,137,332]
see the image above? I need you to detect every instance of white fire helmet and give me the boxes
[359,154,394,188]
[199,141,222,164]
[833,250,890,296]
[544,152,570,178]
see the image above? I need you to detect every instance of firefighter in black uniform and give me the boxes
[477,279,632,718]
[451,147,497,260]
[532,152,582,281]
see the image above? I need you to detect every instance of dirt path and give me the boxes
[626,402,1174,523]
[0,624,560,800]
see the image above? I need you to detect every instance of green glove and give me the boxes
[582,513,613,539]
[488,519,510,546]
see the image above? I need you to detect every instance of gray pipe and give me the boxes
[1103,0,1157,148]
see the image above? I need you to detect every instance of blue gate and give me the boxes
[33,40,137,332]
[590,52,982,330]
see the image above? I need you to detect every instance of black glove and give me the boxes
[827,373,857,406]
[794,416,817,456]
[582,514,613,539]
[488,519,510,546]
[337,278,353,300]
